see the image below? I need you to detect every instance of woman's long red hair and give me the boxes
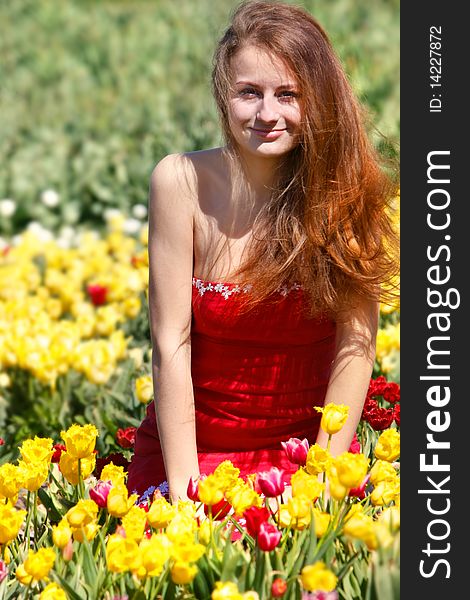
[211,0,399,319]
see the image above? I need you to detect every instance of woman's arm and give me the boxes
[315,298,379,455]
[147,153,200,502]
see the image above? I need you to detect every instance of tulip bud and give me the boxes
[271,578,287,597]
[257,467,285,498]
[281,438,309,465]
[257,522,282,551]
[186,476,200,502]
[62,538,74,562]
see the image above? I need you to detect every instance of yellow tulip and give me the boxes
[286,495,311,530]
[305,444,332,475]
[311,507,331,537]
[122,505,148,542]
[314,403,349,435]
[212,581,243,600]
[66,499,99,528]
[61,423,99,459]
[100,463,127,486]
[171,561,198,584]
[0,463,24,499]
[291,468,324,500]
[40,583,67,600]
[0,502,27,544]
[326,466,349,501]
[137,534,171,578]
[72,522,100,543]
[19,436,54,465]
[107,484,138,518]
[17,460,49,493]
[300,561,337,592]
[135,375,153,404]
[225,483,262,517]
[374,429,400,462]
[198,474,225,507]
[369,460,398,486]
[147,496,177,529]
[59,451,96,486]
[21,547,56,583]
[52,518,72,549]
[166,513,197,544]
[106,534,141,573]
[371,479,400,507]
[333,452,369,489]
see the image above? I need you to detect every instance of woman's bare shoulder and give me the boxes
[150,147,226,202]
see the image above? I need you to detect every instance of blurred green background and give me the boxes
[0,0,399,236]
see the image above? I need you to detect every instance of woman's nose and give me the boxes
[256,96,280,123]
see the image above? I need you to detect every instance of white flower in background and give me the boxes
[0,373,11,388]
[26,221,53,242]
[40,189,60,208]
[57,225,76,248]
[0,198,16,217]
[59,225,76,241]
[0,237,8,251]
[103,208,123,222]
[132,203,148,219]
[123,218,141,234]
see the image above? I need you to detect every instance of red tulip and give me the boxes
[87,284,108,306]
[116,426,136,449]
[272,578,288,597]
[257,467,285,498]
[244,506,270,538]
[51,443,66,463]
[364,407,395,431]
[257,521,282,551]
[393,403,400,426]
[348,474,370,500]
[281,437,309,465]
[90,480,113,508]
[204,498,231,521]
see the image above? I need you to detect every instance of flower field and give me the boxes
[0,1,400,597]
[0,213,400,599]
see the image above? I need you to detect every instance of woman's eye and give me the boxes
[279,91,298,101]
[239,88,259,97]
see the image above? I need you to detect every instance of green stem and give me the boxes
[23,491,33,548]
[78,458,85,499]
[32,491,38,549]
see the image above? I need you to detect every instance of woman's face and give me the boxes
[228,45,302,159]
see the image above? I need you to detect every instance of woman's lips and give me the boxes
[250,128,286,140]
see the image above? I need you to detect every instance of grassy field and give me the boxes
[0,0,399,235]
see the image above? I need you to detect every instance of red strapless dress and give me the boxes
[127,277,336,495]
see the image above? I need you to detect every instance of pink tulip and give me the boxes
[0,560,7,583]
[348,433,361,454]
[89,480,112,508]
[281,437,309,465]
[257,521,282,551]
[257,467,286,497]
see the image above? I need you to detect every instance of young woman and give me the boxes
[127,0,398,502]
